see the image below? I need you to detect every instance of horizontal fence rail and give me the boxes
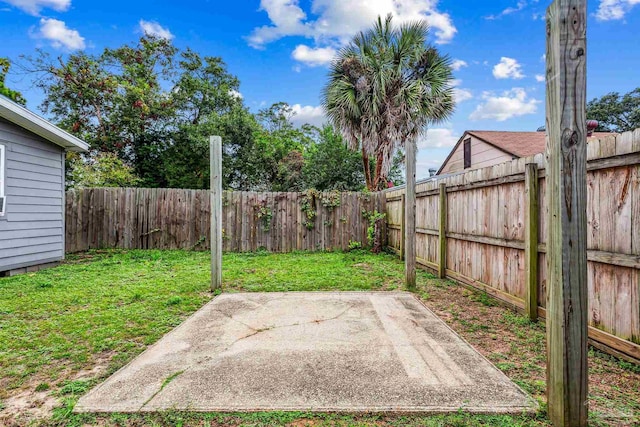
[65,189,385,253]
[385,129,640,364]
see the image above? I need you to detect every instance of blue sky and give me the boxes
[1,0,639,178]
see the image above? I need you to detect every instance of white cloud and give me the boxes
[453,88,473,103]
[290,104,326,127]
[3,0,69,15]
[139,19,173,40]
[229,89,243,99]
[492,57,525,79]
[595,0,640,20]
[469,88,540,122]
[451,59,467,71]
[486,0,528,19]
[291,44,337,66]
[247,0,457,55]
[35,18,85,50]
[418,128,459,149]
[450,79,472,103]
[535,74,545,82]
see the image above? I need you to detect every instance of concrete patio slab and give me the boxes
[75,292,536,413]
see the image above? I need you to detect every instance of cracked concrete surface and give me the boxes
[75,292,537,413]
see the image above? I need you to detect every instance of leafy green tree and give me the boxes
[253,102,315,191]
[322,15,455,190]
[68,152,140,188]
[23,37,248,188]
[161,106,261,189]
[303,125,365,191]
[0,58,26,105]
[587,88,640,132]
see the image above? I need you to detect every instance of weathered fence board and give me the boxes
[385,129,640,364]
[66,190,383,254]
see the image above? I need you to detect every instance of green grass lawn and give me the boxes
[0,249,638,427]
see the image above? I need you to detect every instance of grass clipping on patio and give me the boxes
[0,249,638,427]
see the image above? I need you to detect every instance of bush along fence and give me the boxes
[65,189,386,254]
[385,129,640,364]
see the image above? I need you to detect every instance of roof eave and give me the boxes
[0,96,89,152]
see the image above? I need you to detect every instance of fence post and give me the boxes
[438,183,447,279]
[524,163,539,321]
[405,139,417,289]
[400,193,406,260]
[210,136,223,292]
[545,1,588,425]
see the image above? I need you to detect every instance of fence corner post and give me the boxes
[210,135,223,292]
[438,183,447,279]
[524,162,539,321]
[545,0,589,425]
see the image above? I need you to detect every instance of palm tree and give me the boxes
[322,15,455,190]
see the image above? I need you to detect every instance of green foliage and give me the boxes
[587,88,640,132]
[320,189,341,211]
[21,37,369,191]
[23,37,246,188]
[347,240,363,251]
[303,125,365,191]
[0,58,25,105]
[300,189,319,229]
[255,202,273,232]
[362,209,386,253]
[253,102,314,191]
[67,151,140,188]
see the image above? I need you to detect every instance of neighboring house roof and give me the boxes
[0,95,88,152]
[437,130,615,174]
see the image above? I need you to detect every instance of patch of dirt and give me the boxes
[0,390,58,422]
[353,263,373,271]
[0,350,118,425]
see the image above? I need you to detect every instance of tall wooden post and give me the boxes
[405,138,416,289]
[400,193,406,260]
[210,136,222,292]
[545,1,588,425]
[524,162,539,321]
[437,183,447,279]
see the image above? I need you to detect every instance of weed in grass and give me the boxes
[35,382,50,392]
[58,380,91,396]
[166,296,183,306]
[469,291,496,307]
[495,362,516,372]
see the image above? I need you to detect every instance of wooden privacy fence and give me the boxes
[385,129,640,363]
[65,189,385,253]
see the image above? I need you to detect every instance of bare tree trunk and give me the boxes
[373,154,385,190]
[362,148,373,191]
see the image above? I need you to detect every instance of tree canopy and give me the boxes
[0,58,25,105]
[587,88,640,133]
[18,37,372,191]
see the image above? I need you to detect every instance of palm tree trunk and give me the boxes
[362,148,373,191]
[373,153,385,190]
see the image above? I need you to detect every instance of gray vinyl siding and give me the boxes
[0,117,65,272]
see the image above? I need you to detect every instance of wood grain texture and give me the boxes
[66,189,379,254]
[545,1,589,424]
[525,163,539,321]
[438,184,447,278]
[210,136,222,291]
[405,139,417,288]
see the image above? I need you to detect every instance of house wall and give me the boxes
[0,117,65,273]
[439,135,514,175]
